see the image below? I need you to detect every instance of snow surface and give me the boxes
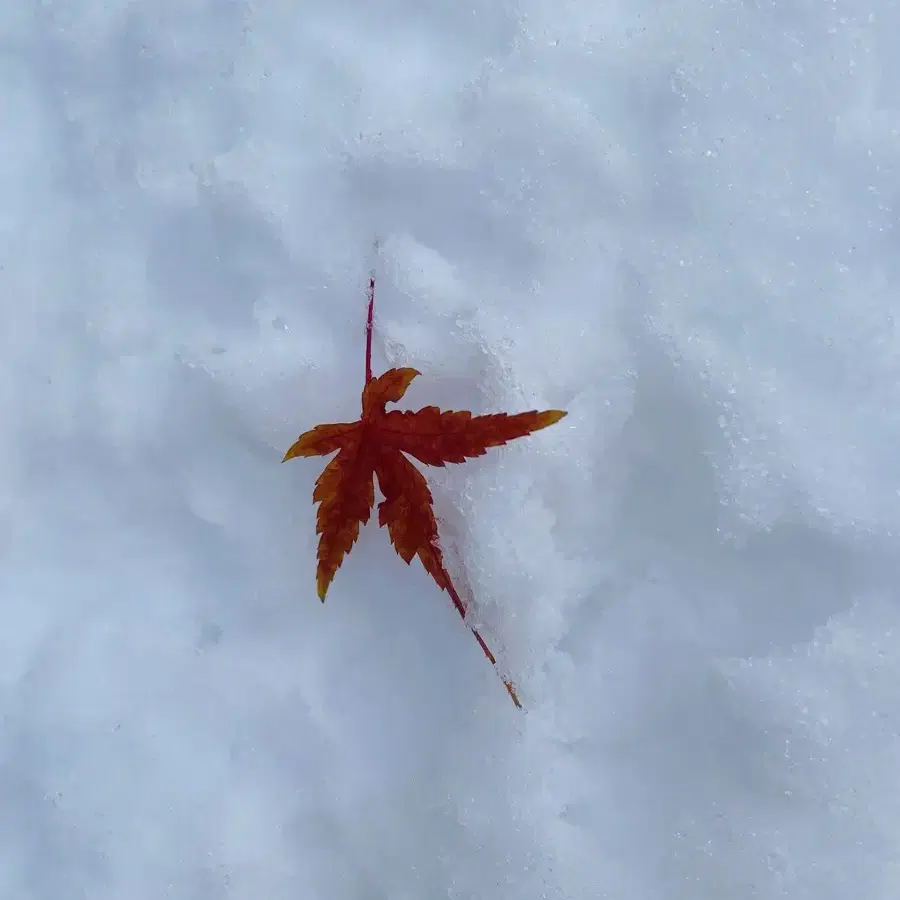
[2,0,900,897]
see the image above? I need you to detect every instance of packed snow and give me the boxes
[2,0,899,897]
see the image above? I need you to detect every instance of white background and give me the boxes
[2,1,899,897]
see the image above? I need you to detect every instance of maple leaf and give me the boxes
[283,272,566,707]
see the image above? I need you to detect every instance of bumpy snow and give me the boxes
[2,1,899,897]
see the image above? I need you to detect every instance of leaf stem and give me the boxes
[365,272,375,385]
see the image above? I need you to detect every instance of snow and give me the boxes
[2,0,900,897]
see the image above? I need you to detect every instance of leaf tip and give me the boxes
[386,366,422,392]
[538,409,567,428]
[317,559,339,601]
[505,680,523,708]
[362,366,422,414]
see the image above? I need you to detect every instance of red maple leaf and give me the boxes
[283,273,566,706]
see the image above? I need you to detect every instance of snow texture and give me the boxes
[2,0,899,897]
